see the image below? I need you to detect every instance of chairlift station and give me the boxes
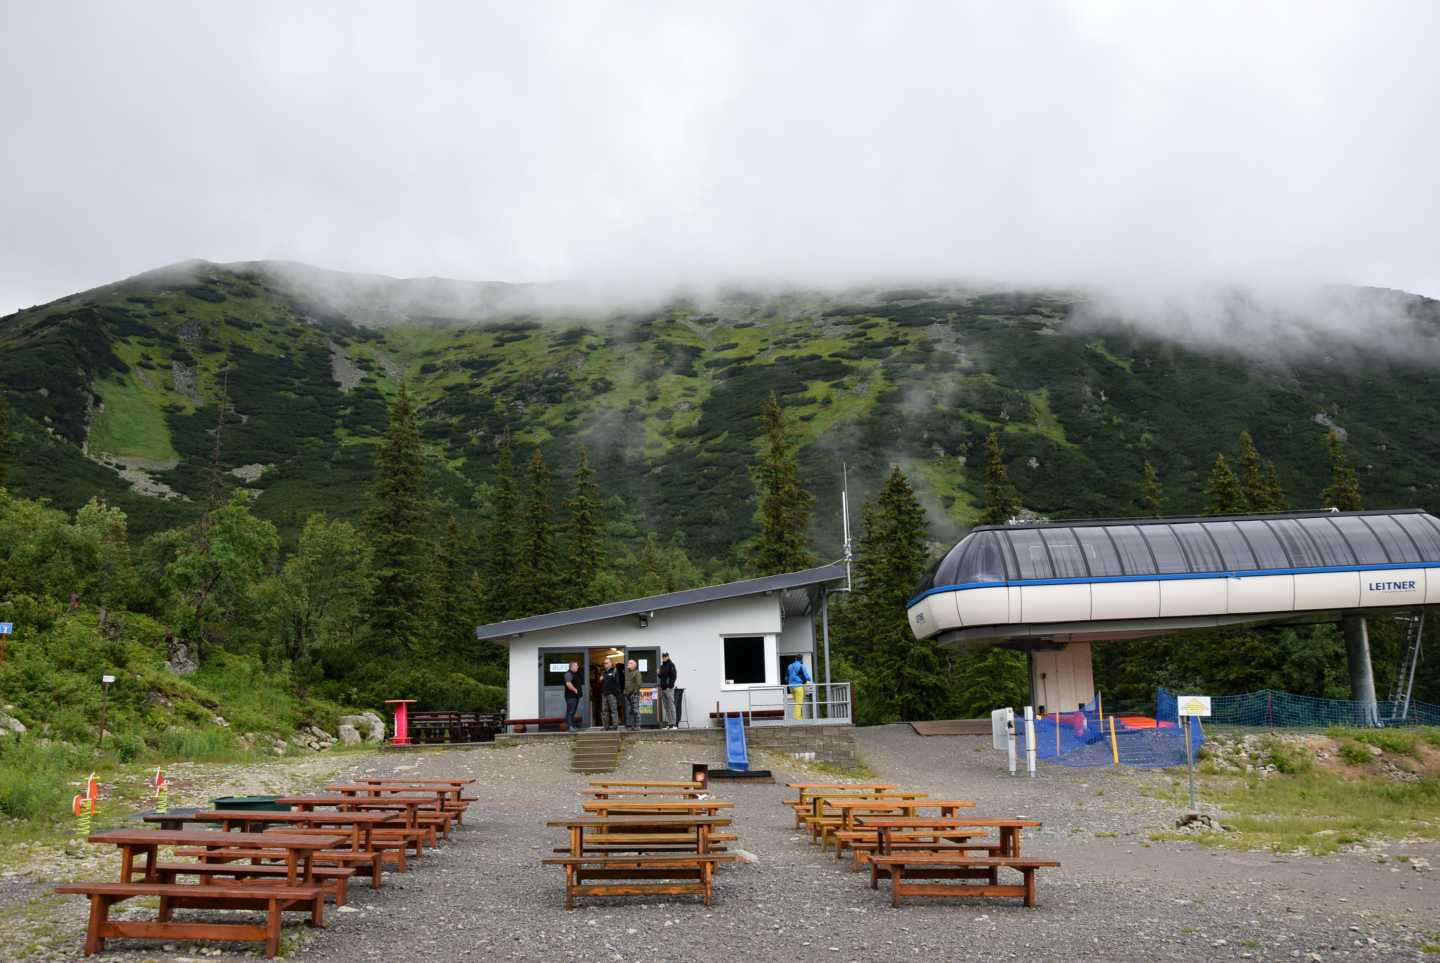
[908,509,1439,724]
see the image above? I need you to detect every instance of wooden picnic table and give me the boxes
[584,787,704,799]
[546,815,732,857]
[589,780,702,790]
[277,795,436,828]
[361,777,474,786]
[795,790,929,828]
[785,782,898,791]
[823,798,975,833]
[325,782,465,803]
[857,818,1039,859]
[146,810,393,853]
[582,800,733,818]
[88,828,342,887]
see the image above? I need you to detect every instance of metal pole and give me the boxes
[1184,716,1197,811]
[98,682,110,747]
[1023,706,1037,778]
[820,587,832,687]
[1342,613,1380,727]
[1006,710,1017,776]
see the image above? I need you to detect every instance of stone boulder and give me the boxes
[338,711,387,743]
[337,724,362,746]
[165,637,199,676]
[0,710,27,736]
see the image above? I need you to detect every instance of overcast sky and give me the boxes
[3,1,1439,314]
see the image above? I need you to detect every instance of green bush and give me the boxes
[1337,740,1371,766]
[0,740,89,820]
[1328,726,1423,758]
[1259,736,1313,774]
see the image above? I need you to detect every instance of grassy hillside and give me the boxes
[3,262,1440,564]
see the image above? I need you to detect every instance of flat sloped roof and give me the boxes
[474,561,849,641]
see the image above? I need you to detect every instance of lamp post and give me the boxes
[98,674,115,747]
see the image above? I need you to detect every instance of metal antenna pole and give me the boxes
[840,462,853,592]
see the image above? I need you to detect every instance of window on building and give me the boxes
[723,636,767,685]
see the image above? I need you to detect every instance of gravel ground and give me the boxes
[7,726,1439,961]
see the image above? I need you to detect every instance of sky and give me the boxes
[3,1,1440,314]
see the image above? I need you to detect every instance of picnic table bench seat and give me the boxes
[54,881,326,958]
[542,855,726,909]
[175,845,389,889]
[867,854,1061,907]
[150,861,356,905]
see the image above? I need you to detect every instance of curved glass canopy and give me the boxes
[916,510,1440,596]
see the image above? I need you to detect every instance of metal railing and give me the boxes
[727,682,853,726]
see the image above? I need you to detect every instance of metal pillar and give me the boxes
[1342,613,1380,727]
[820,587,832,687]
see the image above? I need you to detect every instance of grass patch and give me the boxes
[1336,740,1372,766]
[1149,765,1440,855]
[87,373,180,462]
[1326,726,1440,757]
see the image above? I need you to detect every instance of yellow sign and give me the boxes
[1177,695,1211,717]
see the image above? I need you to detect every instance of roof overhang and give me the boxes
[475,561,850,642]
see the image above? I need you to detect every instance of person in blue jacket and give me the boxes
[785,657,811,720]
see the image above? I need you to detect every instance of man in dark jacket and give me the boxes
[601,659,622,730]
[623,658,641,730]
[563,661,584,731]
[657,653,678,729]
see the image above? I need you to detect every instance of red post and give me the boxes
[385,699,416,746]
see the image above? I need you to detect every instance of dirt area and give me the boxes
[1,727,1436,961]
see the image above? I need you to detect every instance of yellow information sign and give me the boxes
[1177,695,1212,717]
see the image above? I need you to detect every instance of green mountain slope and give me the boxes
[3,261,1439,564]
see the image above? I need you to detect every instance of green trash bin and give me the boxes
[211,795,291,812]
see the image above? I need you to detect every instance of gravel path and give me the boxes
[13,727,1440,961]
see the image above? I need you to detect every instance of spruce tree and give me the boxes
[1204,454,1247,515]
[748,395,816,575]
[1261,461,1288,512]
[423,515,466,658]
[1319,429,1362,510]
[564,449,605,607]
[977,432,1020,525]
[0,392,10,488]
[1140,461,1164,517]
[484,434,519,620]
[835,467,946,721]
[1236,431,1264,511]
[367,383,433,653]
[516,449,562,615]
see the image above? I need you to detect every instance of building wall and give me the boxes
[1028,642,1096,713]
[505,593,812,723]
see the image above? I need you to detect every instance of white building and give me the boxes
[475,563,852,728]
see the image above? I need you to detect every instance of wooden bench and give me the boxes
[54,881,326,958]
[175,845,389,889]
[838,829,993,870]
[150,861,356,906]
[541,854,726,909]
[867,854,1061,907]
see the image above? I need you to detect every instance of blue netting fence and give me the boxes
[1190,688,1440,729]
[1015,692,1203,769]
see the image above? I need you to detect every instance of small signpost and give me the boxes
[1177,694,1211,811]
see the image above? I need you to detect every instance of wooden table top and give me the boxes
[362,778,474,785]
[853,817,996,829]
[88,829,343,849]
[276,795,436,806]
[581,800,733,812]
[824,798,974,810]
[546,815,733,828]
[589,780,702,788]
[583,788,703,796]
[787,783,898,790]
[323,784,451,795]
[193,810,395,824]
[858,818,1041,828]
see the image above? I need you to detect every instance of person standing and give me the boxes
[786,657,811,720]
[563,661,584,731]
[623,658,642,730]
[657,652,678,729]
[601,659,622,730]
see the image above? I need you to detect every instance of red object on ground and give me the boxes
[1113,715,1168,729]
[385,699,416,745]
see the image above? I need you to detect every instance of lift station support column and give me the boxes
[1342,613,1380,727]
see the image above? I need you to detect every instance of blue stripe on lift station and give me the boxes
[906,561,1440,608]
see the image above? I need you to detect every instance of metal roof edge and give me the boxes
[473,561,850,641]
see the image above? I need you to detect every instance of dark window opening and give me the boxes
[724,636,766,685]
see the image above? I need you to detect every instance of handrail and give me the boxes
[738,682,852,726]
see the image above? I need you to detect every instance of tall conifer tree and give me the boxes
[977,431,1020,525]
[367,383,432,653]
[564,449,605,607]
[485,434,519,620]
[516,449,562,615]
[1319,429,1362,510]
[423,515,466,658]
[1261,461,1288,512]
[1140,461,1163,517]
[1236,431,1264,511]
[748,395,816,575]
[1204,454,1247,515]
[836,467,945,721]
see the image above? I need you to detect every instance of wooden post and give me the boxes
[1109,716,1120,766]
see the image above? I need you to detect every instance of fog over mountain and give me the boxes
[3,2,1439,322]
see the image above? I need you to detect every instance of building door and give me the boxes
[539,650,587,727]
[627,646,661,729]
